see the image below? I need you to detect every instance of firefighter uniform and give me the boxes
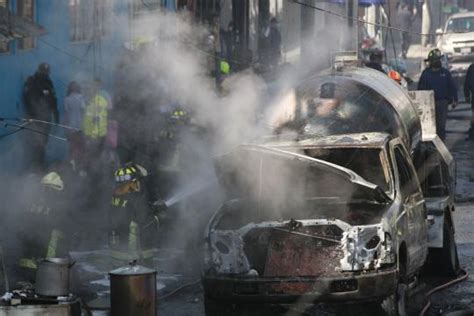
[109,164,163,261]
[19,172,68,280]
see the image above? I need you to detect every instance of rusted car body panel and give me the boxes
[203,66,455,306]
[202,133,426,303]
[203,269,397,304]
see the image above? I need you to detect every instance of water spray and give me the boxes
[164,178,215,207]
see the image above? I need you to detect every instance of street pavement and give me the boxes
[446,104,474,203]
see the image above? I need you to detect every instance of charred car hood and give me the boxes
[214,144,391,204]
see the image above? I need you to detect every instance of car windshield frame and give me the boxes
[446,16,474,33]
[300,145,394,200]
[269,76,406,142]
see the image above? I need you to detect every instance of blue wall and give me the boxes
[0,0,130,174]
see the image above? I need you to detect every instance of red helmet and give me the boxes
[388,70,402,84]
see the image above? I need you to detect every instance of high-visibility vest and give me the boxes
[83,94,108,139]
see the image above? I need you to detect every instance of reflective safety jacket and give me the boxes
[20,229,65,270]
[83,93,109,139]
[111,196,129,208]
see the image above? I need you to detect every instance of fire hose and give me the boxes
[159,279,201,300]
[419,269,469,316]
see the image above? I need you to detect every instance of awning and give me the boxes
[0,6,46,41]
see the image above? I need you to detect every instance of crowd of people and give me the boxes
[13,55,207,285]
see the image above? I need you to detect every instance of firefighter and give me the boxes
[418,49,458,140]
[109,163,167,262]
[366,51,385,73]
[157,107,191,171]
[18,172,69,282]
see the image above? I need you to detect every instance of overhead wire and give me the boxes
[7,0,445,76]
[0,122,30,140]
[289,0,450,39]
[3,122,67,142]
[0,116,175,165]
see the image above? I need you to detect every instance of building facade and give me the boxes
[0,0,133,174]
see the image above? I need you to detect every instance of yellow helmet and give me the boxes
[114,163,148,183]
[41,172,64,191]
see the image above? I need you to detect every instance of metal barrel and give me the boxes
[35,257,72,297]
[109,264,157,316]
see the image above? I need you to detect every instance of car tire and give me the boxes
[380,282,408,316]
[381,257,408,316]
[438,218,460,276]
[426,218,460,277]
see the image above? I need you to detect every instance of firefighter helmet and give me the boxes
[41,172,64,191]
[388,70,402,84]
[426,49,443,62]
[114,163,148,183]
[170,108,189,124]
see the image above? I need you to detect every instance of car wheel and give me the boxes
[381,282,408,316]
[439,218,460,276]
[425,218,460,277]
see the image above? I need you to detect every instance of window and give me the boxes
[18,0,36,50]
[70,0,110,42]
[0,0,10,53]
[133,0,161,15]
[447,17,474,33]
[305,147,391,192]
[394,147,419,199]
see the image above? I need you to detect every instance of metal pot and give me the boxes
[109,263,156,316]
[35,257,74,297]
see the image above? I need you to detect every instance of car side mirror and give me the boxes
[436,28,443,35]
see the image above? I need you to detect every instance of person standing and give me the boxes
[109,163,167,262]
[463,63,474,140]
[366,51,385,73]
[64,81,86,169]
[18,172,69,282]
[418,49,458,140]
[268,17,282,71]
[23,63,59,172]
[398,4,414,59]
[83,78,112,139]
[82,78,112,170]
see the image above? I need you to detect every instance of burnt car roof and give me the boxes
[258,132,391,149]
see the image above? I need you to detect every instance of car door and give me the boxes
[391,142,428,275]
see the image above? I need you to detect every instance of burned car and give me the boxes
[202,64,458,315]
